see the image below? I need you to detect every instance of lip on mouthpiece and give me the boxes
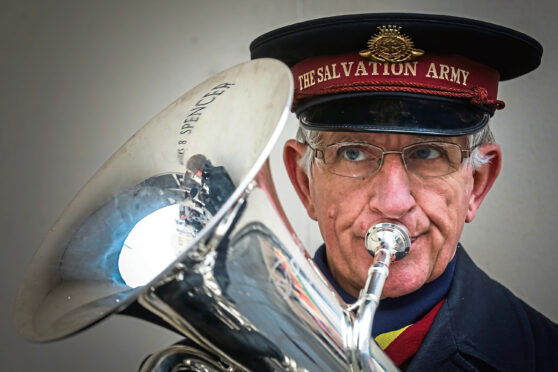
[365,223,411,261]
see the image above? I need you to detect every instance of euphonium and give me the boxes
[14,59,408,371]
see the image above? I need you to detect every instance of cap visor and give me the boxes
[297,93,492,136]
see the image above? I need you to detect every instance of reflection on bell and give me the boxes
[119,154,236,288]
[119,204,184,288]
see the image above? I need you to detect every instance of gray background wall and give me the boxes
[2,0,557,370]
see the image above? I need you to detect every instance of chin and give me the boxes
[381,282,422,299]
[381,259,431,298]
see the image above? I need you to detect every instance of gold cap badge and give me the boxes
[359,25,424,63]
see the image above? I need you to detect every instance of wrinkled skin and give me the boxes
[284,132,501,299]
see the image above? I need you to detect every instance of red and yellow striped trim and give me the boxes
[374,298,446,367]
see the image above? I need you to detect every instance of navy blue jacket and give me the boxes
[407,247,558,371]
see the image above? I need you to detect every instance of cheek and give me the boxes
[419,173,470,221]
[309,175,368,231]
[414,175,472,258]
[309,175,373,278]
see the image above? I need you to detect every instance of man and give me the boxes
[251,13,558,370]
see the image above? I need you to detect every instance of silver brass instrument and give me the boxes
[14,59,410,371]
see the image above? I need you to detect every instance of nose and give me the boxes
[368,154,416,219]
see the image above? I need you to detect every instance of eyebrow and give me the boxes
[331,134,364,143]
[412,135,449,142]
[328,134,456,144]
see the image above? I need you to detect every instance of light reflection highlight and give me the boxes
[118,204,195,288]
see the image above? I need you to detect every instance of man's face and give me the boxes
[290,131,496,299]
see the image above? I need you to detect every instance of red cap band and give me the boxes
[291,53,503,110]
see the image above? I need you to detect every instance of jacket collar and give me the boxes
[408,246,535,371]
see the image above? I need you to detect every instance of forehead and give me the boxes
[320,131,468,147]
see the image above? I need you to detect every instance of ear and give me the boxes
[283,139,317,220]
[466,143,502,223]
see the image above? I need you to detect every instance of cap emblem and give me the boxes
[359,25,424,63]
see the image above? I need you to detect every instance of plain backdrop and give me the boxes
[2,0,557,370]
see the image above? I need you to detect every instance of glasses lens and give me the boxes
[403,142,463,177]
[324,143,383,177]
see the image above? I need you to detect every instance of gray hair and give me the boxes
[296,124,495,176]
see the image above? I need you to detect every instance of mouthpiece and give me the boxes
[365,223,411,261]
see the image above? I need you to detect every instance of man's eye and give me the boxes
[340,147,366,161]
[409,145,442,160]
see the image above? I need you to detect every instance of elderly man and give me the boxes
[251,13,558,370]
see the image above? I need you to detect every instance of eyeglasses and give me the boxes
[309,141,472,178]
